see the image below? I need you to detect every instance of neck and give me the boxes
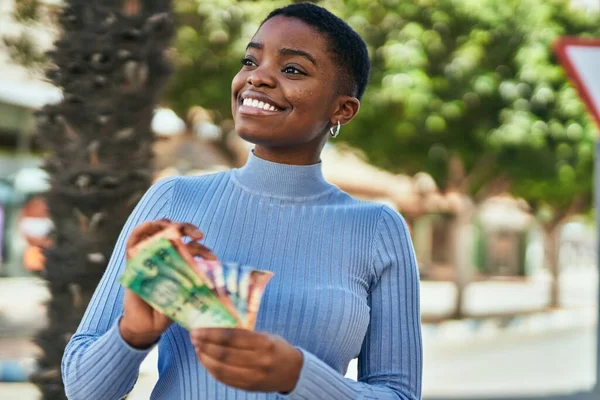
[232,150,335,199]
[253,141,326,166]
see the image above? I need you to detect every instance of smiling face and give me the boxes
[231,16,359,164]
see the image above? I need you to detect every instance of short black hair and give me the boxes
[263,2,371,100]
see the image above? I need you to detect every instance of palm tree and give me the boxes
[18,0,175,397]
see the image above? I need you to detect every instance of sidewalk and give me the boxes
[421,268,598,321]
[0,273,597,398]
[0,309,597,399]
[0,278,48,338]
[2,269,596,327]
[0,382,38,399]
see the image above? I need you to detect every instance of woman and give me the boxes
[62,3,422,399]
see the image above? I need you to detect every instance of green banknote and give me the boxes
[120,238,238,329]
[121,225,275,331]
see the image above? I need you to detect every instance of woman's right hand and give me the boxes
[119,219,217,348]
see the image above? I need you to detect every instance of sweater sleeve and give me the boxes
[283,206,423,400]
[61,177,177,400]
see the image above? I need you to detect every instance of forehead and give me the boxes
[252,16,332,60]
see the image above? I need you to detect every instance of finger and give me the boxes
[127,220,171,248]
[191,328,272,350]
[192,341,271,369]
[186,242,217,260]
[126,221,173,258]
[176,223,205,241]
[196,351,265,391]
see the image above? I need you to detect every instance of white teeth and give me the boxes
[242,97,278,111]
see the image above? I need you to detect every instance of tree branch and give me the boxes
[548,194,590,230]
[473,173,511,202]
[461,153,499,197]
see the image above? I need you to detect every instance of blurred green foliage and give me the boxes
[167,0,599,221]
[8,0,598,220]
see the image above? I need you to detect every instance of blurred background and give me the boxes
[0,0,598,399]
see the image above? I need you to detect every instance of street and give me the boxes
[421,325,597,398]
[0,276,597,399]
[1,322,596,399]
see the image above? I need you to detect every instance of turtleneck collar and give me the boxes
[231,151,336,200]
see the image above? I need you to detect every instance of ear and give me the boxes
[330,95,360,126]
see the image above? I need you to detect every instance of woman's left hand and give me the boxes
[190,328,303,393]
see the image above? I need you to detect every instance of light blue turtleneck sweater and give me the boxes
[61,152,423,400]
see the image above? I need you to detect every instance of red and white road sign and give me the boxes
[554,37,600,130]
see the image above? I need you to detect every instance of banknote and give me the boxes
[149,247,233,318]
[127,224,212,286]
[246,270,274,330]
[120,238,239,329]
[122,223,274,331]
[236,266,252,327]
[222,262,240,306]
[194,260,242,325]
[123,251,238,329]
[200,261,273,329]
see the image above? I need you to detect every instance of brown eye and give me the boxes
[241,57,256,67]
[282,66,304,75]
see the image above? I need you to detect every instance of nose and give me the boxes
[247,66,276,88]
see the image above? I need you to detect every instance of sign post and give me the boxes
[554,36,600,395]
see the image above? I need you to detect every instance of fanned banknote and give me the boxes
[222,262,240,306]
[193,260,242,325]
[245,269,274,330]
[121,224,273,330]
[121,237,239,329]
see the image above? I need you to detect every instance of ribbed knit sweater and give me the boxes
[61,152,423,400]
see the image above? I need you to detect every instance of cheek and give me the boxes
[231,72,245,96]
[231,72,245,115]
[287,87,311,110]
[290,88,329,118]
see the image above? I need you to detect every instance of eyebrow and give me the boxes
[246,42,317,66]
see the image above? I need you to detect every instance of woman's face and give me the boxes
[231,16,355,154]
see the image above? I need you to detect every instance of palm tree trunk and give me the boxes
[30,1,174,398]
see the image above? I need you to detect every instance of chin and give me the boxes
[235,126,276,146]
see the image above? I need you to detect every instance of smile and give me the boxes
[242,97,279,111]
